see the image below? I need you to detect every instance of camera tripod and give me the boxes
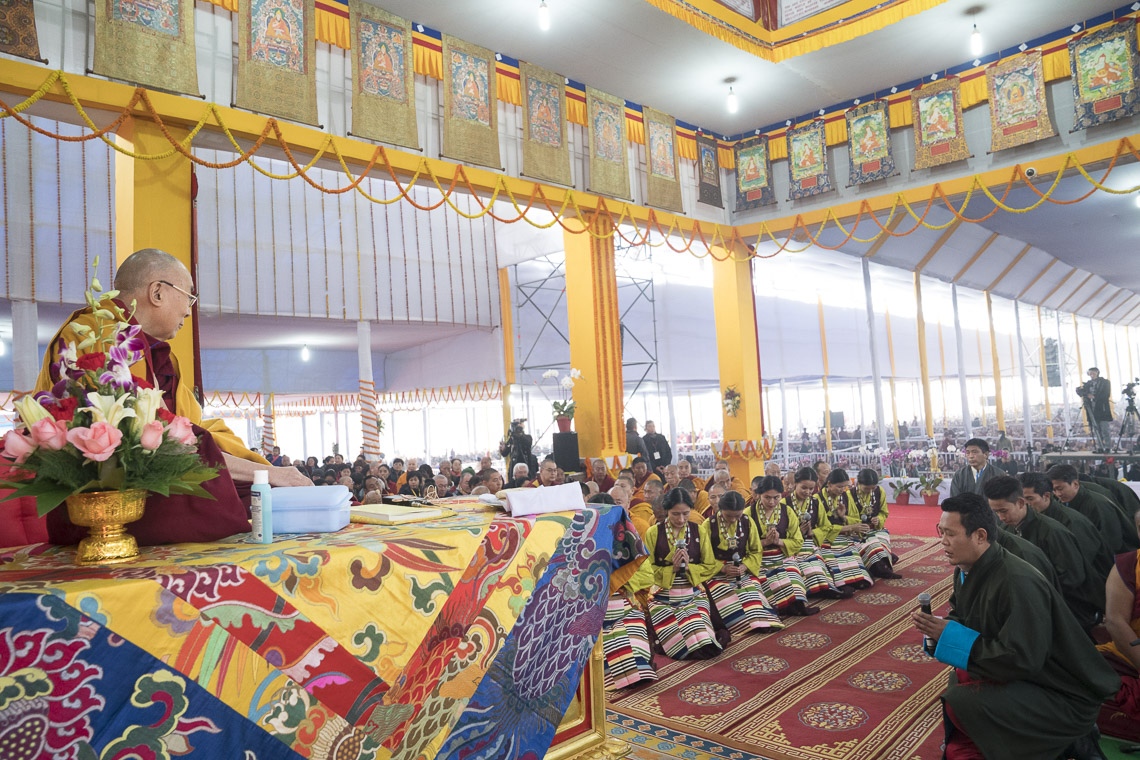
[1119,396,1140,453]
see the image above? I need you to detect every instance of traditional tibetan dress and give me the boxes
[628,521,727,659]
[812,491,873,589]
[844,486,895,571]
[777,494,837,596]
[746,498,814,611]
[701,513,783,634]
[601,588,657,690]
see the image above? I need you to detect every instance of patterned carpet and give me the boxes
[607,536,953,760]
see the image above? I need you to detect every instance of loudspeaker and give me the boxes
[552,432,580,473]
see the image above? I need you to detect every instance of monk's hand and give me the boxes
[268,466,314,487]
[911,610,947,640]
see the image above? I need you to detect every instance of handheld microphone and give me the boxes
[675,537,688,569]
[918,592,936,656]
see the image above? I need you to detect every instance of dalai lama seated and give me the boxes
[36,248,309,546]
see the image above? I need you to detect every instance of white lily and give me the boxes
[560,375,575,390]
[14,396,52,426]
[132,388,166,436]
[542,369,559,379]
[569,368,582,379]
[85,392,137,428]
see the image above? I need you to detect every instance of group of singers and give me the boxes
[599,461,902,690]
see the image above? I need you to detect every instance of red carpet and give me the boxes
[885,502,941,538]
[609,536,953,760]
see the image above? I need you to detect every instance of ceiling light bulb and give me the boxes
[538,1,550,31]
[970,24,983,56]
[726,86,738,114]
[301,345,311,362]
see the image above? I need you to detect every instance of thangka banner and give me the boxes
[0,0,41,62]
[236,0,317,125]
[911,77,968,170]
[521,61,572,187]
[644,107,683,212]
[587,86,631,200]
[734,135,775,212]
[786,120,832,199]
[696,134,723,208]
[442,35,501,170]
[349,2,417,150]
[1070,18,1140,131]
[846,100,894,185]
[93,0,198,95]
[986,51,1055,151]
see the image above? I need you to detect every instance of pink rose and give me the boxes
[3,430,35,463]
[166,416,196,446]
[67,422,123,462]
[140,420,164,451]
[29,417,69,451]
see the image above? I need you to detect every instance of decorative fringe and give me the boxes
[314,0,350,49]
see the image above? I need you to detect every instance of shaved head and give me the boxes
[114,248,187,300]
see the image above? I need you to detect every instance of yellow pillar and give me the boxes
[498,268,516,434]
[564,218,624,460]
[817,297,833,453]
[711,246,765,486]
[938,321,948,429]
[975,330,987,427]
[115,117,196,384]
[985,291,1006,434]
[914,274,935,438]
[1036,306,1054,441]
[884,309,901,442]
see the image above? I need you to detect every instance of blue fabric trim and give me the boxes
[934,619,979,670]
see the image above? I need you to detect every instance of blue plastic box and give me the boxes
[269,485,352,533]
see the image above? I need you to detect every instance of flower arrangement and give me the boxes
[722,386,741,417]
[542,368,581,419]
[1,264,218,516]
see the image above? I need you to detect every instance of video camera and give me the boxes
[1125,380,1138,399]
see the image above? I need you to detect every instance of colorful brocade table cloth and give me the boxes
[0,503,642,760]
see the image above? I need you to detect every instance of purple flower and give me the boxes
[98,358,136,390]
[115,324,146,358]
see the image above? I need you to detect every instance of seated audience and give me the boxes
[1048,464,1137,554]
[913,493,1117,760]
[1020,471,1113,581]
[843,468,900,577]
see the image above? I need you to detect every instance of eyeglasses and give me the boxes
[158,280,198,307]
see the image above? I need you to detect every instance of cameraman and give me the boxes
[1078,367,1112,452]
[499,418,537,480]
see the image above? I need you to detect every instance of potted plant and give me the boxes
[888,478,916,505]
[543,368,581,433]
[917,473,944,507]
[0,265,219,563]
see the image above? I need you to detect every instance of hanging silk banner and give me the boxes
[786,119,832,199]
[644,107,683,212]
[587,86,631,200]
[236,0,317,125]
[520,61,572,187]
[1069,18,1140,131]
[986,51,1055,152]
[441,35,501,170]
[0,0,42,62]
[349,2,418,150]
[92,0,198,95]
[846,100,894,186]
[911,76,967,170]
[734,135,775,212]
[696,134,723,208]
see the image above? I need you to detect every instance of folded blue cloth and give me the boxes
[271,485,351,511]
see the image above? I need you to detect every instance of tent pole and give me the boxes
[862,259,888,452]
[1057,312,1073,438]
[781,378,789,467]
[952,284,972,439]
[1014,301,1034,450]
[1036,306,1054,442]
[666,380,678,467]
[885,309,901,445]
[985,291,1006,437]
[817,296,833,455]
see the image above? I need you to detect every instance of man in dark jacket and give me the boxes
[642,420,672,475]
[948,438,1002,497]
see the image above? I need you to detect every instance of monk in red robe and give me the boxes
[37,248,309,546]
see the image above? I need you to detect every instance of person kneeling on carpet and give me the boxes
[628,488,729,660]
[912,493,1117,760]
[700,490,785,635]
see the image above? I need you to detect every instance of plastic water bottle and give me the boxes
[251,470,273,544]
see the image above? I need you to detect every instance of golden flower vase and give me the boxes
[65,489,147,564]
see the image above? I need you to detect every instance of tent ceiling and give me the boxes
[367,0,1122,137]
